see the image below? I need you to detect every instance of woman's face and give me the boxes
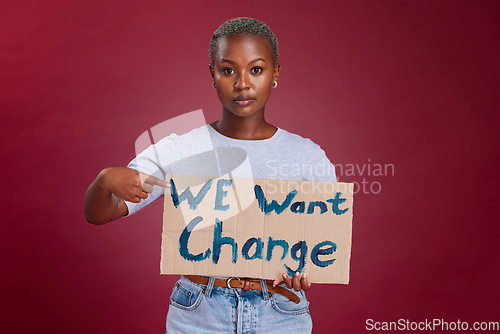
[210,34,280,119]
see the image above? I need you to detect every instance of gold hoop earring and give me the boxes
[272,81,278,88]
[212,82,216,89]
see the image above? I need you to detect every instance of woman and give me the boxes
[85,17,336,333]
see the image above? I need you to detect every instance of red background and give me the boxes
[1,1,499,333]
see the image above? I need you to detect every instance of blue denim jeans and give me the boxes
[166,275,313,333]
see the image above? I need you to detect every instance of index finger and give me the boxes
[301,273,311,291]
[272,279,283,287]
[142,174,170,189]
[292,272,302,291]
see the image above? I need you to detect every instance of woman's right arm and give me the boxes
[84,167,168,225]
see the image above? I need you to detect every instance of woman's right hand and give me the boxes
[84,167,169,225]
[98,167,169,203]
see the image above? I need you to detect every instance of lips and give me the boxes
[233,95,255,101]
[233,95,256,106]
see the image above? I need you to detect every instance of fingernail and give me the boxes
[295,272,300,277]
[302,273,307,279]
[283,273,287,279]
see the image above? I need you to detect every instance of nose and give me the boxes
[234,71,250,90]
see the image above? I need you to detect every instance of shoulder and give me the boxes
[268,128,336,182]
[277,128,325,154]
[130,125,212,170]
[155,124,209,143]
[152,125,211,151]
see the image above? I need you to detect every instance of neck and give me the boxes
[212,108,277,140]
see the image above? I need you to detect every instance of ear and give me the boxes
[273,63,281,82]
[209,63,215,79]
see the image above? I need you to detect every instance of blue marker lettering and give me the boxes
[284,240,308,276]
[170,178,212,210]
[254,185,297,215]
[214,179,232,211]
[178,216,211,262]
[212,218,238,264]
[326,192,348,215]
[306,201,327,214]
[241,237,263,260]
[290,201,305,214]
[311,241,336,267]
[266,237,289,261]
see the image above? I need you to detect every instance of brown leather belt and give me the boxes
[184,275,300,304]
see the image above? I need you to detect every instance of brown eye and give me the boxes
[222,68,235,75]
[251,67,263,74]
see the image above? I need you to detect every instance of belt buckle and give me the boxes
[226,277,242,289]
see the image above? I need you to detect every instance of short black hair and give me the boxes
[209,17,279,66]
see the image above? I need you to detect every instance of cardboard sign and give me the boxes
[160,174,353,284]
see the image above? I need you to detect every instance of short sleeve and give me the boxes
[123,125,215,216]
[311,148,337,182]
[124,141,169,217]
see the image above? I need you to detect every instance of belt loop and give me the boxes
[259,279,270,300]
[205,277,215,298]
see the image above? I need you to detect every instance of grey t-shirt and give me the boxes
[125,124,337,216]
